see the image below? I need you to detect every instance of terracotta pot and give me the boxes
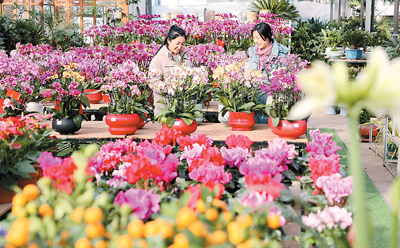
[17,171,39,189]
[268,118,307,139]
[0,185,15,204]
[228,112,255,131]
[360,124,378,138]
[162,119,197,136]
[137,113,148,129]
[105,114,139,135]
[84,89,103,104]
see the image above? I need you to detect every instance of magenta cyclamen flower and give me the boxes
[220,146,252,168]
[254,138,297,172]
[189,162,232,185]
[239,191,273,208]
[302,206,353,232]
[316,173,353,205]
[114,189,160,220]
[37,151,63,168]
[307,129,342,157]
[239,156,282,179]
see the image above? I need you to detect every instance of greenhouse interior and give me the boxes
[1,0,400,247]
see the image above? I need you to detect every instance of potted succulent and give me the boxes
[213,60,267,131]
[150,65,209,135]
[101,60,149,135]
[341,30,368,59]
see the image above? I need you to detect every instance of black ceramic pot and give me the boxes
[52,117,81,135]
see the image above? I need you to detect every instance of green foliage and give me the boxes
[249,0,300,20]
[12,19,45,45]
[341,29,368,48]
[359,108,375,124]
[290,18,326,61]
[321,29,343,48]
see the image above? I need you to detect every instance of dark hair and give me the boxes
[155,25,187,55]
[251,22,273,43]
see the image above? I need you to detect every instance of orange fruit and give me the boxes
[212,198,227,210]
[75,238,92,248]
[11,205,23,217]
[28,243,40,248]
[83,207,103,224]
[174,233,189,248]
[71,207,84,223]
[12,194,27,207]
[11,217,30,231]
[205,208,219,221]
[6,230,29,247]
[188,220,205,237]
[94,240,108,248]
[237,214,252,228]
[38,204,54,218]
[159,220,174,239]
[86,223,105,239]
[176,207,197,229]
[195,200,206,213]
[143,220,158,237]
[222,211,232,222]
[127,219,144,239]
[267,214,281,229]
[22,184,40,201]
[117,234,132,248]
[228,221,243,245]
[210,230,227,244]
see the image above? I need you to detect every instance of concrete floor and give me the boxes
[307,110,395,209]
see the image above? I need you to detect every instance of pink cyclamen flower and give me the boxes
[220,146,252,168]
[302,206,353,232]
[306,129,342,157]
[114,188,160,220]
[316,173,353,205]
[239,191,273,208]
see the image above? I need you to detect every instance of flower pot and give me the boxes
[105,114,139,135]
[195,103,204,123]
[360,124,378,141]
[0,98,4,114]
[26,102,44,116]
[17,171,39,189]
[162,119,197,136]
[268,118,307,139]
[0,185,15,204]
[84,89,103,104]
[345,49,362,60]
[137,113,148,129]
[228,112,255,131]
[52,117,81,135]
[218,103,229,127]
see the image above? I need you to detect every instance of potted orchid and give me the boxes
[150,65,209,135]
[42,63,90,135]
[213,60,267,131]
[101,60,149,135]
[260,54,309,138]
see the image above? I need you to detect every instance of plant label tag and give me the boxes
[57,120,62,125]
[6,89,21,100]
[282,122,287,126]
[294,123,299,128]
[111,117,116,122]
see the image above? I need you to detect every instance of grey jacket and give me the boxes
[247,38,289,71]
[149,45,191,74]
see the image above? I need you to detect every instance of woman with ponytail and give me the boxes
[149,25,191,114]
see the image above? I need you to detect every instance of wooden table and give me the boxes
[328,58,368,65]
[49,121,308,146]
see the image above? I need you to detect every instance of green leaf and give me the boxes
[16,160,37,174]
[272,117,280,127]
[72,115,83,129]
[166,117,175,128]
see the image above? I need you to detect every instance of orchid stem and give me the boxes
[349,108,369,248]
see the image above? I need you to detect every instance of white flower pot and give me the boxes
[195,103,204,123]
[218,103,229,126]
[26,102,44,116]
[325,105,337,115]
[339,105,348,116]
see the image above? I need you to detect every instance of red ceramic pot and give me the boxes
[268,118,307,139]
[228,112,255,131]
[0,185,15,204]
[17,171,39,189]
[137,113,148,129]
[84,89,103,104]
[0,98,4,114]
[162,118,197,136]
[105,114,140,135]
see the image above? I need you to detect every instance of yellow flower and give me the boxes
[63,71,71,78]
